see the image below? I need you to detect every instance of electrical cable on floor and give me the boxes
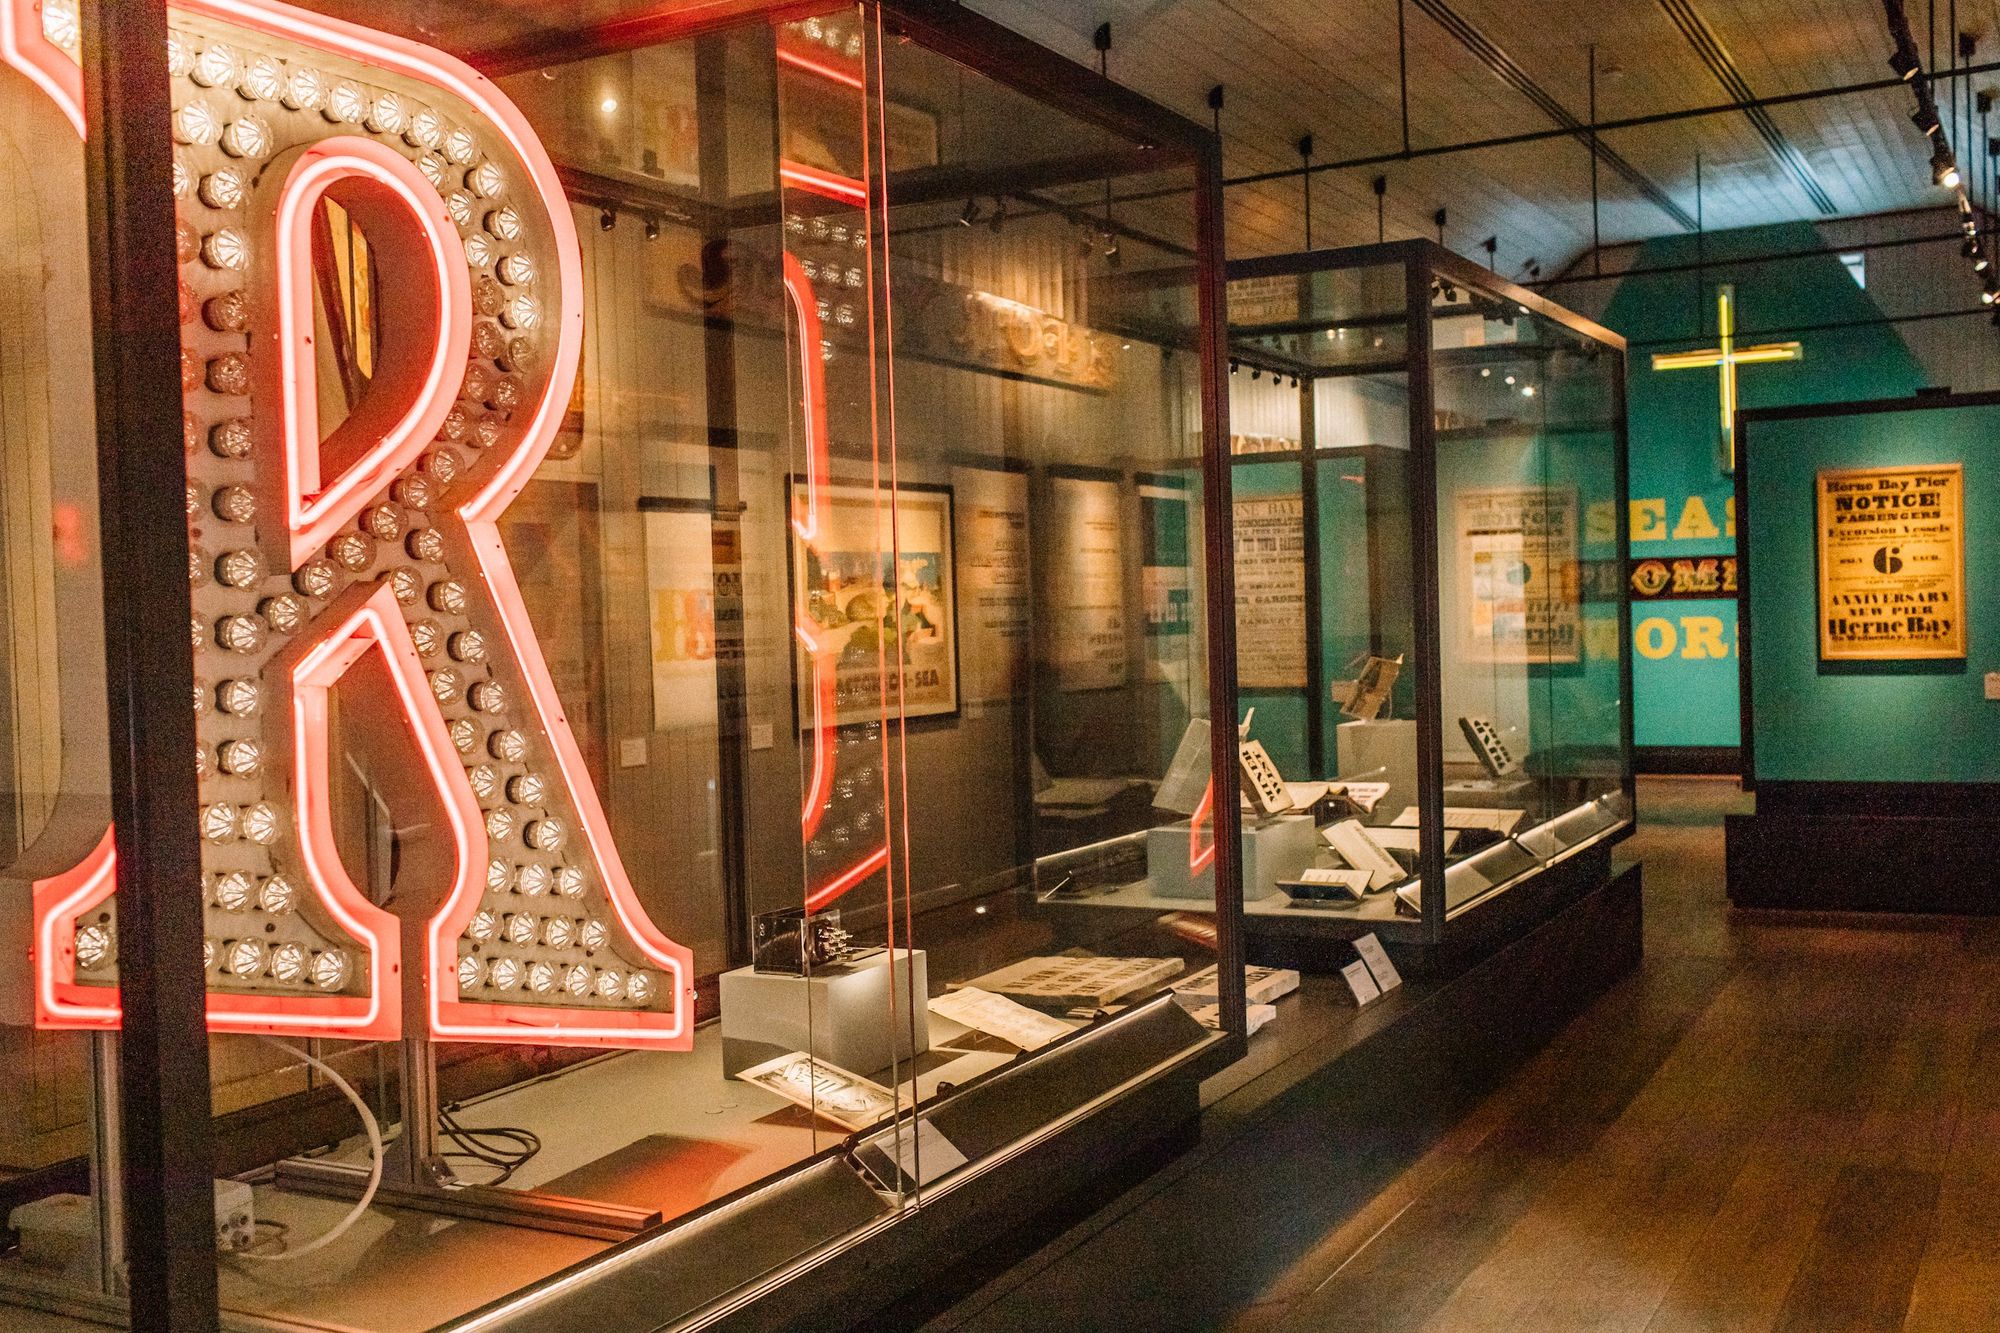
[437,1104,541,1187]
[233,1038,383,1262]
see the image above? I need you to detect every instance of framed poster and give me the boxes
[1233,492,1307,689]
[952,465,1031,704]
[496,480,609,783]
[1042,474,1129,690]
[639,498,720,731]
[1815,463,1965,661]
[790,480,959,726]
[1138,476,1195,688]
[1455,485,1582,665]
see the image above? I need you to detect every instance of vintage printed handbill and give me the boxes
[1815,464,1965,660]
[736,1052,899,1132]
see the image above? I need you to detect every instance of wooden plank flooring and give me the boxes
[922,778,2000,1333]
[1268,779,2000,1333]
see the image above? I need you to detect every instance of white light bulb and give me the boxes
[283,66,326,112]
[75,923,113,971]
[258,875,297,914]
[241,802,281,846]
[226,937,267,978]
[310,949,349,991]
[239,57,283,102]
[191,44,240,90]
[212,870,254,911]
[270,942,307,984]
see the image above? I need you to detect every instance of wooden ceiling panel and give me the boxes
[967,0,1995,272]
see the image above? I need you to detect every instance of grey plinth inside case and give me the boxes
[1336,719,1418,818]
[1145,812,1317,901]
[720,949,929,1079]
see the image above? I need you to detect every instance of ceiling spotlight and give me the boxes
[1250,367,1262,380]
[1889,48,1921,81]
[1983,287,1996,305]
[598,207,615,231]
[958,197,980,227]
[1229,359,1240,375]
[1102,231,1120,260]
[988,197,1007,232]
[600,95,619,115]
[644,216,661,241]
[1913,107,1942,138]
[1933,144,1962,188]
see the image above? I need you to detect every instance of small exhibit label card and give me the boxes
[1341,959,1382,1006]
[1986,672,2000,700]
[888,1118,968,1188]
[1354,933,1403,992]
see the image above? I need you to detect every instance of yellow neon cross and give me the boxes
[1649,284,1801,471]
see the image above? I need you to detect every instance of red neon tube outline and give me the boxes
[783,257,840,844]
[776,44,864,92]
[780,190,885,908]
[26,0,695,1046]
[268,138,471,569]
[0,0,82,137]
[1189,778,1216,876]
[780,160,869,206]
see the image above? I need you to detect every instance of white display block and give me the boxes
[1146,813,1317,902]
[1336,719,1419,821]
[720,949,928,1079]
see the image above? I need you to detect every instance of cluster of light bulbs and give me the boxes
[787,16,864,61]
[83,24,663,1013]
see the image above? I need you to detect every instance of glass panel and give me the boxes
[1432,277,1629,901]
[83,1,1228,1325]
[0,7,132,1324]
[1226,259,1424,949]
[871,27,1217,1192]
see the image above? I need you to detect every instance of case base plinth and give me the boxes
[1145,814,1316,901]
[1727,799,2000,914]
[720,949,929,1079]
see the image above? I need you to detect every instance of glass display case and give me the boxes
[0,1,1237,1327]
[1219,240,1634,963]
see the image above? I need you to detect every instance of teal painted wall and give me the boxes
[1598,222,1926,751]
[1745,399,1998,783]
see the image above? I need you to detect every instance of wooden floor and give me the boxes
[923,778,2000,1333]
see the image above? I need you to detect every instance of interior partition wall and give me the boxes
[0,2,1238,1327]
